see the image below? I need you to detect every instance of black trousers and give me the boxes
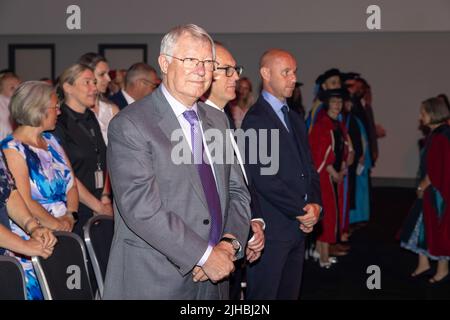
[246,236,305,300]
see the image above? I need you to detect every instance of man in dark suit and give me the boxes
[241,49,322,300]
[110,62,161,109]
[202,42,265,299]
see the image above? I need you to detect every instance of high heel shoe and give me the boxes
[319,260,332,269]
[312,251,338,264]
[410,267,432,278]
[429,273,450,284]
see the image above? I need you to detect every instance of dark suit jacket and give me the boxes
[223,105,263,242]
[241,95,322,242]
[110,90,129,110]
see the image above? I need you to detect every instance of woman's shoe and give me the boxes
[329,246,349,257]
[312,250,320,261]
[429,273,450,284]
[329,256,338,264]
[411,267,432,278]
[319,260,332,269]
[312,251,337,264]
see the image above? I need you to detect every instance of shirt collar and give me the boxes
[62,103,91,120]
[204,99,224,112]
[121,89,135,105]
[161,83,198,118]
[262,90,288,113]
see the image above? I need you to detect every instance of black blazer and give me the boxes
[241,96,322,241]
[110,90,129,110]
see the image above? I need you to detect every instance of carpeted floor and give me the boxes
[300,187,450,300]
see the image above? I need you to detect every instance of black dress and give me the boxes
[52,103,107,236]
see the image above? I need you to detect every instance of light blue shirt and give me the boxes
[262,90,290,131]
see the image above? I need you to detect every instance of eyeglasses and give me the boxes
[164,54,218,72]
[139,79,159,89]
[215,66,244,77]
[48,102,61,110]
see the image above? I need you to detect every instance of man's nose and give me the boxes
[194,62,206,76]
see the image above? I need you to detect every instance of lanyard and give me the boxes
[65,107,103,168]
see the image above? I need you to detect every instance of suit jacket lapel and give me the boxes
[154,88,209,210]
[259,97,303,167]
[289,111,309,166]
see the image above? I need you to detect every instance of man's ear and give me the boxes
[158,55,169,75]
[260,67,270,82]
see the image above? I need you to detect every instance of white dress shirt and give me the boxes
[204,99,266,236]
[122,89,135,105]
[161,85,220,266]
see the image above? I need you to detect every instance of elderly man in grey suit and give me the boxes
[103,24,251,300]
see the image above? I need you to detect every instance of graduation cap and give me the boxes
[341,72,361,82]
[318,88,350,102]
[315,68,341,85]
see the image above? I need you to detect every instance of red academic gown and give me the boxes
[309,111,350,244]
[423,124,450,256]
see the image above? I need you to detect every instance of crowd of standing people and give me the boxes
[0,22,449,299]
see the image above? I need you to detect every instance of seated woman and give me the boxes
[53,64,112,236]
[1,81,78,299]
[1,153,57,300]
[401,97,450,283]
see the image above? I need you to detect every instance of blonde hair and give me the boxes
[57,63,93,101]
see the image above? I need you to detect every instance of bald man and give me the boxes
[241,49,322,300]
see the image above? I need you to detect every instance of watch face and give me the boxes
[231,239,240,251]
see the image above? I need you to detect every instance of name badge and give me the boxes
[95,169,104,189]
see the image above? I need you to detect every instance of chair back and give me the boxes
[83,215,114,298]
[32,231,94,300]
[0,255,27,300]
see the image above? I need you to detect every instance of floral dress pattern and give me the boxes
[1,132,74,300]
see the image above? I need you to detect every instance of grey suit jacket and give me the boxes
[103,86,251,300]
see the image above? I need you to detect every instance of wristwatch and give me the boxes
[220,237,241,256]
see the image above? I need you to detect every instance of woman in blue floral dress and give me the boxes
[1,81,79,299]
[0,152,57,299]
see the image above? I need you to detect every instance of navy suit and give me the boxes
[241,95,322,300]
[110,90,129,110]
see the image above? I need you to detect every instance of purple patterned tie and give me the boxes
[183,110,222,245]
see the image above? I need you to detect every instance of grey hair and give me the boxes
[9,81,54,127]
[160,24,215,61]
[421,97,450,125]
